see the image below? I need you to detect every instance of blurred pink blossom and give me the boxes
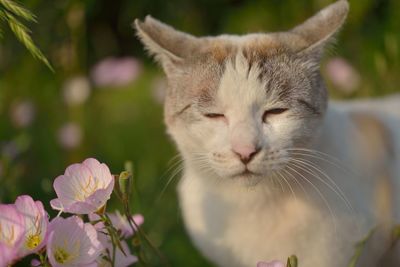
[97,232,137,267]
[10,100,35,128]
[47,216,103,267]
[30,258,41,267]
[325,57,360,93]
[90,211,144,238]
[50,158,114,214]
[62,76,91,106]
[0,204,25,266]
[57,122,82,149]
[1,141,19,160]
[91,57,142,88]
[108,211,144,238]
[14,195,49,257]
[257,261,285,267]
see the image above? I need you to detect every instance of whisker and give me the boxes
[156,163,184,202]
[281,168,310,202]
[274,173,285,193]
[286,150,354,176]
[285,163,337,234]
[285,148,343,163]
[288,158,353,212]
[275,171,298,204]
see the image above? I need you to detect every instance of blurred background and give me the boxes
[0,0,399,266]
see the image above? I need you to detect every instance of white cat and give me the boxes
[135,1,400,266]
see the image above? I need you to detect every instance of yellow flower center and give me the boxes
[26,234,41,249]
[54,248,71,264]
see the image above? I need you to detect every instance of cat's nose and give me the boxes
[232,144,260,164]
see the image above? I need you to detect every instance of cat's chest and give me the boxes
[178,173,364,267]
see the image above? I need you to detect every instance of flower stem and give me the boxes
[100,214,119,267]
[123,201,170,266]
[38,251,50,267]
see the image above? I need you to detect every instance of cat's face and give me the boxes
[135,0,348,182]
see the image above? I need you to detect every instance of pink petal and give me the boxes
[51,158,114,214]
[47,216,103,267]
[63,201,98,214]
[0,243,16,267]
[49,198,63,211]
[14,195,49,257]
[82,158,113,184]
[0,204,25,263]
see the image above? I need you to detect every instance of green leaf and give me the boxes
[347,228,376,267]
[0,0,36,22]
[2,10,53,71]
[393,225,400,239]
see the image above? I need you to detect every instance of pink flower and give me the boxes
[91,57,142,88]
[0,204,25,266]
[90,211,144,238]
[62,76,91,106]
[57,122,83,150]
[108,211,143,238]
[257,261,285,267]
[10,100,36,128]
[14,195,49,257]
[30,258,41,266]
[47,216,103,267]
[325,57,360,93]
[97,232,137,267]
[50,158,115,214]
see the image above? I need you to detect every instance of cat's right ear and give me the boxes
[134,16,200,72]
[290,0,349,59]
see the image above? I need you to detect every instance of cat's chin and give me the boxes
[226,168,267,184]
[229,172,265,187]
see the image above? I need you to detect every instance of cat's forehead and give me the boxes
[191,47,310,109]
[202,33,301,63]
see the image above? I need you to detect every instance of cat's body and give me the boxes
[135,1,400,266]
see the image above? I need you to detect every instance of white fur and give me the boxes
[135,2,399,265]
[176,55,400,267]
[178,98,400,266]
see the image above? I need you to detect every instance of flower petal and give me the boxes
[47,216,103,267]
[14,195,49,257]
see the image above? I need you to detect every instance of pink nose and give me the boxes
[232,144,260,164]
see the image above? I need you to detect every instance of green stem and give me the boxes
[38,250,50,267]
[123,202,169,267]
[100,214,117,267]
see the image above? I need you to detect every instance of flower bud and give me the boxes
[286,255,298,267]
[118,171,132,202]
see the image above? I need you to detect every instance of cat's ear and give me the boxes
[134,16,201,70]
[290,0,349,57]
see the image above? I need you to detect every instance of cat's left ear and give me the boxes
[290,0,349,58]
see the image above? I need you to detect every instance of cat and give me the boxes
[135,0,400,266]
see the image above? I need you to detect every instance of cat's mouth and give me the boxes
[237,168,260,178]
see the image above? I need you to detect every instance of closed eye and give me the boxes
[262,108,288,122]
[204,113,225,119]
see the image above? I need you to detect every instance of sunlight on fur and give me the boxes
[135,0,400,266]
